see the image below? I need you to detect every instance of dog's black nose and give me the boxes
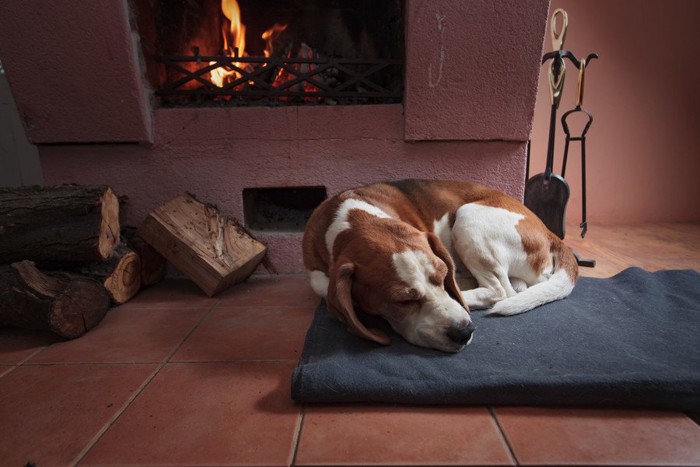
[446,322,475,346]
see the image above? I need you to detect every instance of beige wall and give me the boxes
[530,0,700,224]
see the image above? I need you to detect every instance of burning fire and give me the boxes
[263,24,288,58]
[205,0,321,100]
[209,0,287,88]
[209,0,247,87]
[221,0,246,57]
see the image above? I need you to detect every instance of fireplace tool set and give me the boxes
[525,8,598,267]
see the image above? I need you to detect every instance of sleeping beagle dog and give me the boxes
[302,179,578,353]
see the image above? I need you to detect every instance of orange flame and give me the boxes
[209,0,248,87]
[209,1,288,88]
[262,23,288,58]
[221,0,246,56]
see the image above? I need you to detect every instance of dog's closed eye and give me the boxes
[429,263,448,287]
[396,298,421,307]
[392,287,423,305]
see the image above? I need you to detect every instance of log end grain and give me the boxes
[102,247,141,305]
[0,261,111,339]
[51,279,111,339]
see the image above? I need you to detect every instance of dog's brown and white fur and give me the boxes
[303,179,578,353]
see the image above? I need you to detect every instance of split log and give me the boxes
[122,227,166,287]
[0,185,120,263]
[0,261,111,339]
[138,193,267,296]
[77,244,141,305]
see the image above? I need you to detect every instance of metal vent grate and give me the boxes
[243,186,327,232]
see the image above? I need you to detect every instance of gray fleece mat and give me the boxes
[291,268,700,410]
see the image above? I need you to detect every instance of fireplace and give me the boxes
[136,0,404,107]
[0,0,550,273]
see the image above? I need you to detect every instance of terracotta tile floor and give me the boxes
[1,222,700,466]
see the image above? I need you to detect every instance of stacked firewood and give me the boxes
[0,185,266,339]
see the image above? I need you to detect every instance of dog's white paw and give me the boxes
[461,287,503,310]
[510,277,528,293]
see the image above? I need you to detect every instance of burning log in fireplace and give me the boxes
[136,0,404,106]
[157,52,403,105]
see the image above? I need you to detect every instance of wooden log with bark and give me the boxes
[0,261,111,339]
[138,193,267,296]
[0,185,120,263]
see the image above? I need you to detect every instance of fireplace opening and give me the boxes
[135,0,404,107]
[243,186,327,232]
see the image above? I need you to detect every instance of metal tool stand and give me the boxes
[538,11,599,268]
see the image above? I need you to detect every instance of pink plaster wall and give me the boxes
[40,105,528,272]
[530,0,700,224]
[0,0,151,143]
[405,0,549,141]
[1,0,552,273]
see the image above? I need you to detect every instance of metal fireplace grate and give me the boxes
[157,50,403,106]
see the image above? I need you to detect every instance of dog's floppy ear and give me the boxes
[426,232,469,311]
[326,262,390,345]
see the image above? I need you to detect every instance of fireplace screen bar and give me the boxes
[157,51,403,106]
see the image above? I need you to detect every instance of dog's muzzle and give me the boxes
[446,321,475,347]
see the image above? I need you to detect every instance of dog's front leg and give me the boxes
[459,271,513,309]
[451,203,522,309]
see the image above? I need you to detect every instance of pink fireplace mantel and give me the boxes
[0,0,549,273]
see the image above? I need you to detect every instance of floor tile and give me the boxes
[126,279,218,308]
[81,361,301,466]
[0,363,156,466]
[295,405,514,466]
[495,407,700,465]
[27,306,208,364]
[218,274,319,308]
[0,328,56,364]
[172,306,313,362]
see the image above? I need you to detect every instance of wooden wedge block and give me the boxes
[138,193,267,296]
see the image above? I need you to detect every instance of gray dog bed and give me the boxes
[291,268,700,410]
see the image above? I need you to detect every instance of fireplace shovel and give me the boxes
[525,9,570,239]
